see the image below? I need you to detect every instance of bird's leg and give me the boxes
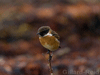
[47,50,52,61]
[47,50,50,54]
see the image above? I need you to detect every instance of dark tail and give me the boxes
[59,46,61,48]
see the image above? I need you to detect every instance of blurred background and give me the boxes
[0,0,100,75]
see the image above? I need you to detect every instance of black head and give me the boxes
[37,26,50,37]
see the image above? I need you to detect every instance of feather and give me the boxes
[51,30,60,40]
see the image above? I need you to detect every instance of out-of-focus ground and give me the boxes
[0,0,100,75]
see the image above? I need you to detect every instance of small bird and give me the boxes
[37,26,60,53]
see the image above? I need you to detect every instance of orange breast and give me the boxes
[39,36,60,51]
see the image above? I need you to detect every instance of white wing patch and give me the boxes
[55,38,60,43]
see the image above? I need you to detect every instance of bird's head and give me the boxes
[37,26,51,37]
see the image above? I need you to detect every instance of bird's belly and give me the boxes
[39,36,60,51]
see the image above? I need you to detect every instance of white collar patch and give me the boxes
[44,32,52,36]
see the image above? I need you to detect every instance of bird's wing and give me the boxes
[51,30,60,40]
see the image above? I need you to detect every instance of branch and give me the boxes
[48,50,53,75]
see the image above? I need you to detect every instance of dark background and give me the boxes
[0,0,100,75]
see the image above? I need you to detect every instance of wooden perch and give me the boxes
[48,50,53,75]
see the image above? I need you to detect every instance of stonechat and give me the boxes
[37,26,60,52]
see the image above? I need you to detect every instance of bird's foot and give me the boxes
[47,50,50,54]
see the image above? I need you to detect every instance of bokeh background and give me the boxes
[0,0,100,75]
